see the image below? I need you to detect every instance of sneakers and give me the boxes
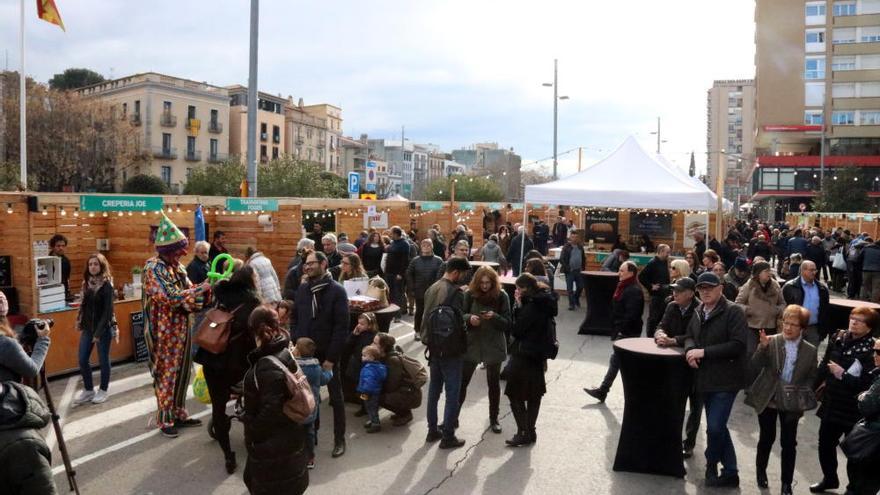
[73,390,95,405]
[439,436,466,449]
[160,426,179,438]
[425,429,443,443]
[175,418,203,428]
[365,423,382,433]
[91,389,108,404]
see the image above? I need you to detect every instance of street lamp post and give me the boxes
[543,59,568,180]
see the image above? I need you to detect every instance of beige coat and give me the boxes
[735,277,785,330]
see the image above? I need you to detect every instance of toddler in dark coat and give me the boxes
[357,345,388,432]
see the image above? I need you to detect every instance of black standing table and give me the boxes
[579,270,619,335]
[612,337,691,478]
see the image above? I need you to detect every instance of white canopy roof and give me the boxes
[524,136,724,211]
[385,193,409,201]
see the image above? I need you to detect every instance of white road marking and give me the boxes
[51,404,218,476]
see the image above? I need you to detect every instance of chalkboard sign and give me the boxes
[0,256,11,287]
[130,311,149,362]
[584,212,619,243]
[629,212,673,238]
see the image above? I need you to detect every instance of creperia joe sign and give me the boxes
[80,195,164,212]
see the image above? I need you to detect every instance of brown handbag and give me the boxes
[194,305,243,354]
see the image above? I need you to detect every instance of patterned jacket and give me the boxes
[142,256,208,344]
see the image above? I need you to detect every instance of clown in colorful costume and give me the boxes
[142,213,211,435]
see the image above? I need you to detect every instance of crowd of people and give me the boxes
[581,218,880,494]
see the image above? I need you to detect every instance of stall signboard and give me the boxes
[488,203,504,211]
[363,210,389,229]
[130,311,149,362]
[225,198,279,212]
[80,195,163,212]
[683,214,708,248]
[584,212,619,243]
[629,212,673,238]
[459,202,476,211]
[421,201,443,212]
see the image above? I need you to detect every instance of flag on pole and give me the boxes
[194,205,206,242]
[36,0,65,31]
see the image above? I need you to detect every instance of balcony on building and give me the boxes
[295,135,305,145]
[184,150,202,162]
[207,152,228,163]
[152,146,177,159]
[160,113,177,127]
[260,132,268,141]
[208,120,223,133]
[130,113,142,126]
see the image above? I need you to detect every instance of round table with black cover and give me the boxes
[579,271,619,335]
[612,337,691,478]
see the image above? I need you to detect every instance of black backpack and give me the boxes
[425,287,466,359]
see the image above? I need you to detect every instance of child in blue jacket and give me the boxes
[357,344,388,432]
[293,337,332,469]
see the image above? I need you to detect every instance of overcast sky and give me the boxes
[0,0,755,177]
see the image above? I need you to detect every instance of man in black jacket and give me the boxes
[684,272,748,488]
[638,244,671,338]
[584,261,644,402]
[406,239,443,341]
[782,260,830,346]
[533,220,550,255]
[385,227,411,322]
[507,226,534,276]
[291,251,350,458]
[654,277,702,459]
[560,231,586,310]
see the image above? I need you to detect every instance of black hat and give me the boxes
[695,272,721,288]
[670,277,696,292]
[733,257,749,272]
[751,261,771,277]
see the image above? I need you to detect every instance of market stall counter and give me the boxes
[38,298,143,377]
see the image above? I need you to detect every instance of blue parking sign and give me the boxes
[348,172,360,195]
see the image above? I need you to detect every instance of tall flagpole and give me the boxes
[19,0,26,189]
[246,0,259,197]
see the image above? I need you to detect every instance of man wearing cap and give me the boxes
[782,260,830,347]
[638,244,671,338]
[654,277,703,459]
[725,257,750,296]
[684,272,748,488]
[143,213,212,438]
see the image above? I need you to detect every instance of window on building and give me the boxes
[779,170,795,190]
[860,111,880,125]
[187,136,196,154]
[210,109,218,125]
[805,56,826,79]
[862,82,880,97]
[163,101,172,113]
[761,169,779,189]
[861,26,880,42]
[806,2,827,16]
[833,83,856,97]
[260,145,267,158]
[833,28,857,44]
[806,29,826,44]
[272,125,280,143]
[134,100,141,116]
[272,146,279,159]
[833,1,856,16]
[832,56,856,70]
[162,133,172,151]
[832,110,855,124]
[863,0,880,15]
[861,54,880,69]
[805,110,824,124]
[122,102,127,117]
[187,105,196,120]
[210,138,218,158]
[161,166,172,186]
[186,168,193,179]
[805,82,826,105]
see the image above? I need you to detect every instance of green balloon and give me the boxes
[207,253,235,285]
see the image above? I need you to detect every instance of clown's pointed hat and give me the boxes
[154,212,189,255]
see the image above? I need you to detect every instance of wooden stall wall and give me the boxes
[786,213,880,239]
[0,195,34,314]
[214,202,302,280]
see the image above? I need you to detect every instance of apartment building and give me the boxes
[753,0,880,217]
[367,139,407,197]
[302,103,343,174]
[76,72,230,192]
[428,151,448,181]
[226,85,286,164]
[452,143,523,200]
[706,79,756,209]
[339,134,390,196]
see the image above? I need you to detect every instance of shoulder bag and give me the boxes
[194,304,243,354]
[773,337,818,412]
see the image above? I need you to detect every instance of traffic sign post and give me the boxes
[365,161,377,193]
[348,172,360,199]
[799,203,806,212]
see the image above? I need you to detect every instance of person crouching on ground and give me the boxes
[292,337,332,470]
[358,344,388,433]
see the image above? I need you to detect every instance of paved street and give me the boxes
[46,304,839,495]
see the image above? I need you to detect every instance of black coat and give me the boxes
[194,278,260,381]
[683,298,748,393]
[506,233,534,273]
[814,332,877,429]
[611,283,645,340]
[638,256,670,297]
[290,275,350,364]
[282,264,304,302]
[242,336,308,495]
[657,298,699,346]
[359,244,385,275]
[782,277,831,336]
[506,289,558,400]
[805,243,827,269]
[78,280,114,340]
[406,255,443,297]
[186,257,209,285]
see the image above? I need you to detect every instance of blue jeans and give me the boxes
[364,394,380,424]
[703,391,738,476]
[565,271,583,308]
[78,327,112,391]
[427,357,463,438]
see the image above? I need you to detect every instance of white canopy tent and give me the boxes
[524,136,724,211]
